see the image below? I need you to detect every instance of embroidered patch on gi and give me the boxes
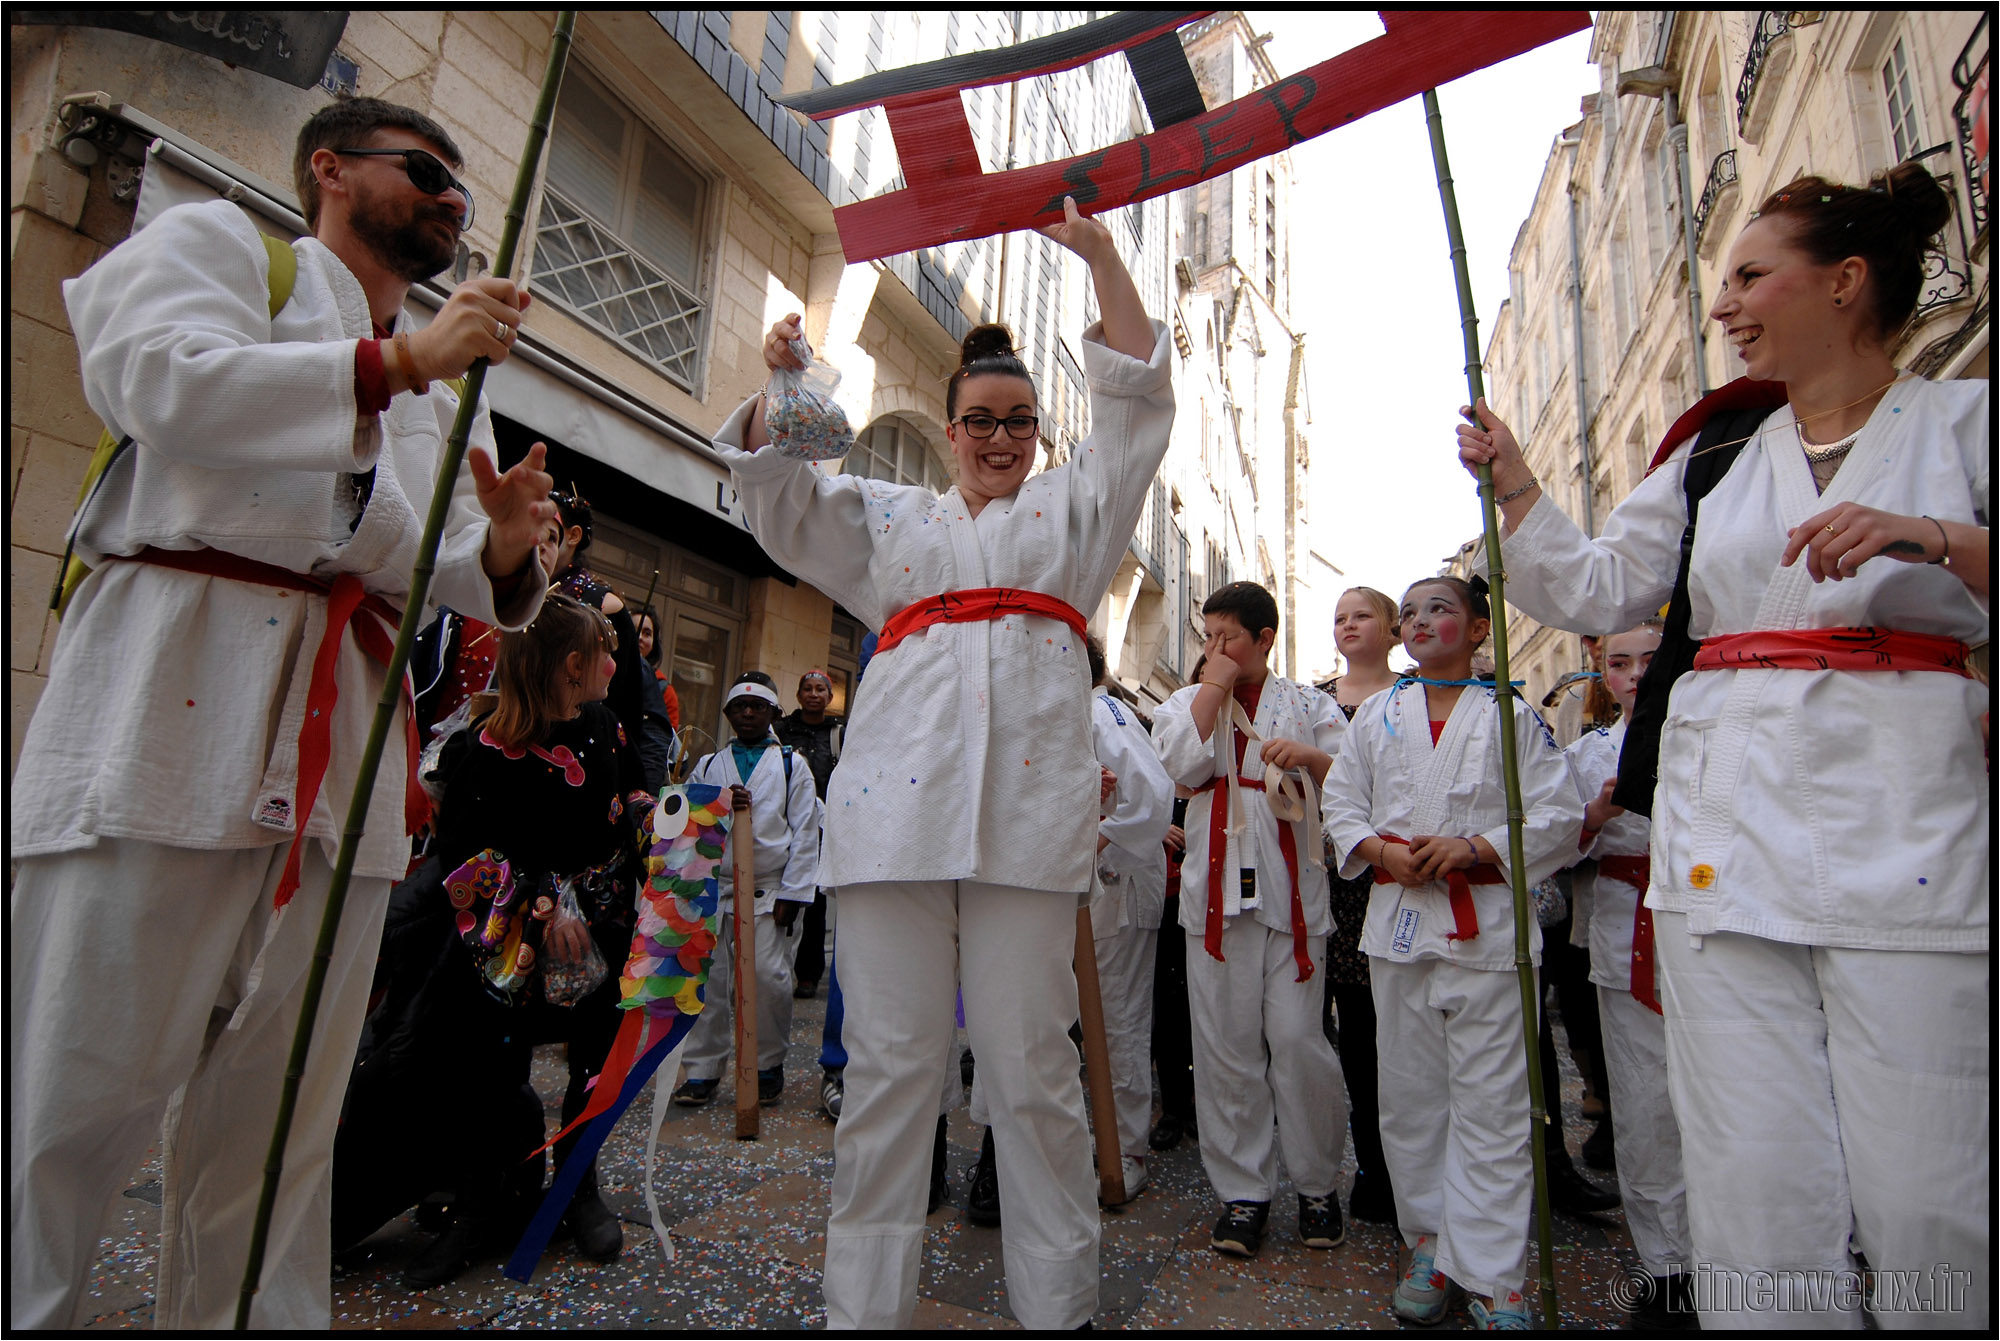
[1392,906,1420,955]
[1101,695,1127,726]
[253,795,293,829]
[1688,864,1717,889]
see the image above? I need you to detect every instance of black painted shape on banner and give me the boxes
[1126,31,1208,128]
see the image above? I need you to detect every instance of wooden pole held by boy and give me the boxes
[1073,907,1128,1208]
[733,788,760,1140]
[1421,85,1560,1326]
[233,12,577,1328]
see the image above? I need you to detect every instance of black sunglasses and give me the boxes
[333,148,474,229]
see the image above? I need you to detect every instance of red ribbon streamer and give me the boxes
[875,587,1089,654]
[122,546,429,907]
[1372,834,1500,943]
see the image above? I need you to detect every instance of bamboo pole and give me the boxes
[732,789,760,1141]
[233,14,576,1328]
[1072,908,1127,1208]
[1419,86,1559,1327]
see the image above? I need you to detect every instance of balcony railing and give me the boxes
[531,185,704,392]
[1913,173,1974,323]
[1952,11,1989,241]
[1694,149,1739,250]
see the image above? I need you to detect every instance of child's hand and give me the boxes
[1409,834,1480,883]
[1201,649,1243,689]
[544,906,592,964]
[774,901,800,932]
[1260,738,1333,786]
[1584,778,1624,832]
[729,784,752,810]
[1099,766,1118,806]
[1375,840,1425,888]
[1163,825,1186,856]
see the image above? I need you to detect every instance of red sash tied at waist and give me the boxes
[1195,773,1313,982]
[1597,853,1659,1015]
[1372,834,1502,942]
[1692,627,1971,677]
[120,546,429,909]
[875,587,1089,654]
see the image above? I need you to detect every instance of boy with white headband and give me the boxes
[675,672,822,1106]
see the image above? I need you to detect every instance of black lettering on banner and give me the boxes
[1196,104,1255,175]
[1260,73,1317,146]
[1038,150,1107,217]
[1133,137,1200,196]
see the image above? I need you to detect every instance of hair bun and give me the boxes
[959,323,1017,368]
[1875,161,1953,244]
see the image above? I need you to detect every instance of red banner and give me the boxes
[818,10,1591,263]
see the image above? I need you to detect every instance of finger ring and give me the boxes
[495,320,509,340]
[1824,524,1837,533]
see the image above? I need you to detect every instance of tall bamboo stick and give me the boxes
[233,13,576,1328]
[1419,87,1560,1327]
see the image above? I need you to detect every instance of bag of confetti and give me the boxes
[542,879,609,1006]
[764,338,854,461]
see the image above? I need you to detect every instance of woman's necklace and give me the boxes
[1795,422,1861,462]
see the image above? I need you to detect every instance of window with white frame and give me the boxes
[533,66,709,391]
[848,416,952,492]
[1880,37,1925,162]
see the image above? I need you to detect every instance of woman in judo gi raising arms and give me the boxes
[712,196,1172,1330]
[1456,161,1988,1330]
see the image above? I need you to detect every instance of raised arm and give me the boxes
[1039,196,1152,361]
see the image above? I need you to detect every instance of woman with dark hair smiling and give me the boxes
[1456,161,1988,1330]
[712,196,1171,1331]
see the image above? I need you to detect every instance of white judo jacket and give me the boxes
[1089,692,1173,937]
[1322,681,1585,971]
[1155,675,1345,939]
[11,200,540,882]
[1495,376,1988,951]
[1566,722,1653,992]
[713,321,1175,895]
[687,740,822,914]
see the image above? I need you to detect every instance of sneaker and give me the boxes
[1115,1154,1149,1200]
[1297,1191,1345,1248]
[672,1077,719,1107]
[1580,1118,1616,1171]
[966,1128,1001,1227]
[819,1068,844,1121]
[1210,1200,1269,1258]
[1468,1289,1532,1330]
[757,1068,784,1107]
[1148,1111,1195,1151]
[1346,1170,1399,1227]
[1392,1235,1459,1326]
[1546,1155,1619,1215]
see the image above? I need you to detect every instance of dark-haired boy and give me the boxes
[9,97,552,1328]
[1154,582,1350,1258]
[676,674,822,1107]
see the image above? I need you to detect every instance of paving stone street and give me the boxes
[85,984,1639,1331]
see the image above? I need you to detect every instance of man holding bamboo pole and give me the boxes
[9,97,554,1330]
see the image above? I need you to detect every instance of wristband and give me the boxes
[394,330,430,396]
[1924,515,1950,567]
[1495,476,1539,506]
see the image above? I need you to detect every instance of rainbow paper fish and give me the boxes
[621,783,731,1017]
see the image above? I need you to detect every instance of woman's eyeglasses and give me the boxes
[952,414,1040,441]
[333,148,475,229]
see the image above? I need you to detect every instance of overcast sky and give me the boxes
[1248,13,1600,615]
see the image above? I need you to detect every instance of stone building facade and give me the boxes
[10,10,1330,769]
[1472,8,1988,737]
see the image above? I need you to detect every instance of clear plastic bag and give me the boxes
[764,337,854,461]
[1531,874,1570,929]
[541,879,609,1005]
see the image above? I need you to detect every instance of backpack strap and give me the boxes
[1612,404,1777,814]
[53,231,299,616]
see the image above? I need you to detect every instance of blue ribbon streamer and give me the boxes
[1383,675,1526,734]
[502,1010,700,1282]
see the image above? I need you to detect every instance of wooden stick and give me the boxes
[732,789,759,1140]
[1072,907,1126,1207]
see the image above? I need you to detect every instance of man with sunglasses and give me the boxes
[11,97,555,1330]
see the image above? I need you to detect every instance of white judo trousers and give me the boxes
[9,838,389,1330]
[1371,956,1533,1301]
[1185,919,1344,1205]
[1654,913,1989,1331]
[1596,986,1688,1277]
[825,881,1096,1331]
[1094,924,1159,1163]
[683,909,798,1078]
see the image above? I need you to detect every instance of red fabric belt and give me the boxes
[1598,853,1659,1015]
[1692,627,1971,677]
[1371,834,1500,942]
[1195,775,1312,982]
[875,587,1089,654]
[121,546,429,908]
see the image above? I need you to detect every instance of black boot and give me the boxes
[966,1127,1001,1227]
[1546,1152,1620,1215]
[561,1159,624,1263]
[927,1114,950,1214]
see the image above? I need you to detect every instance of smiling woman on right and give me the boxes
[1455,160,1988,1331]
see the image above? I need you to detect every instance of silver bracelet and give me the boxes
[1495,476,1540,506]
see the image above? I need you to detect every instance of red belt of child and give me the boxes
[122,546,428,908]
[1598,853,1659,1015]
[1195,774,1312,982]
[1371,834,1502,942]
[875,587,1089,654]
[1691,627,1971,677]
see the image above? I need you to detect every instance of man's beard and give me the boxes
[349,186,459,283]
